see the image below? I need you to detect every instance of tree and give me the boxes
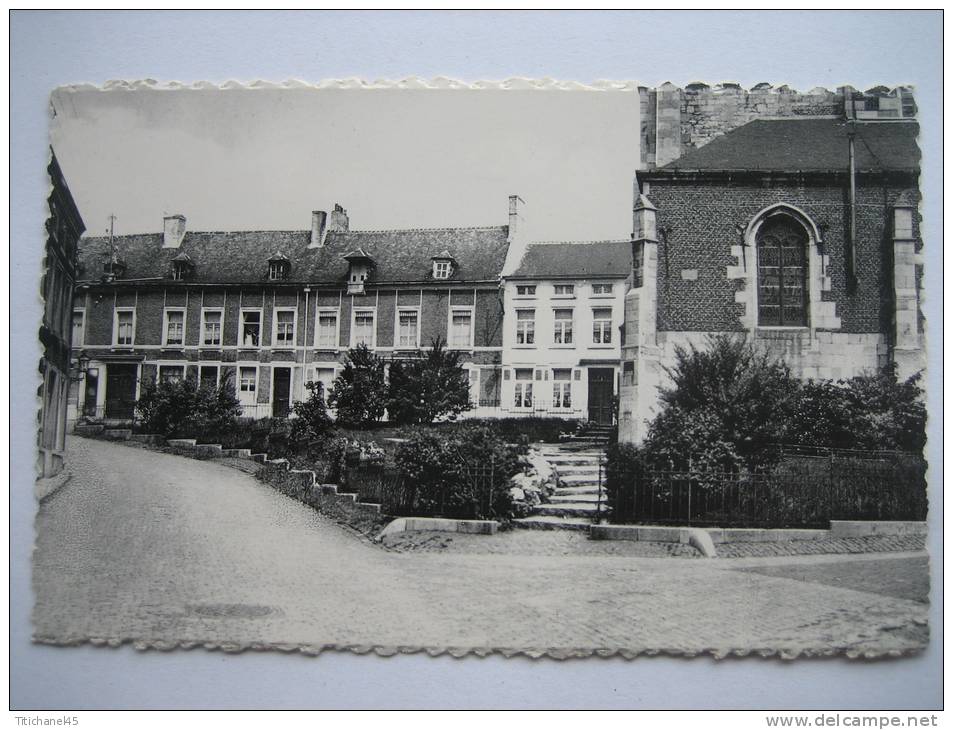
[327,344,388,428]
[290,381,334,445]
[387,337,473,425]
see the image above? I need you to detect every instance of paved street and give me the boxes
[33,437,929,656]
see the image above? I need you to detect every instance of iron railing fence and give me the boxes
[345,457,501,520]
[610,447,927,529]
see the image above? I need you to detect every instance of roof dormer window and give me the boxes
[431,250,455,280]
[170,252,193,281]
[103,258,127,281]
[268,252,290,281]
[343,248,375,295]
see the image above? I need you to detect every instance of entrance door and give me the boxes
[83,368,99,417]
[272,367,292,418]
[587,368,615,425]
[104,363,138,420]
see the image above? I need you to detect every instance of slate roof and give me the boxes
[509,240,632,280]
[77,226,510,285]
[657,118,920,174]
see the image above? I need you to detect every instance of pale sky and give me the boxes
[50,86,641,243]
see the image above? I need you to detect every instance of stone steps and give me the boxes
[554,485,602,496]
[512,515,593,531]
[558,473,603,486]
[549,493,605,504]
[554,464,601,475]
[534,502,603,518]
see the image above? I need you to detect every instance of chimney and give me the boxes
[500,194,527,278]
[328,203,349,233]
[507,194,524,241]
[310,210,328,248]
[162,214,187,249]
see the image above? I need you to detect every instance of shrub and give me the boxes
[290,381,334,447]
[328,344,388,428]
[136,372,243,437]
[387,337,472,425]
[644,334,798,471]
[393,424,528,519]
[443,417,582,445]
[782,364,926,454]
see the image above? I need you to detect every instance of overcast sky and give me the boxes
[50,85,641,243]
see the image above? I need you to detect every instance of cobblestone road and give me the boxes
[33,437,929,657]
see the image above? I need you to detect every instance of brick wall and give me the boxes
[649,178,913,335]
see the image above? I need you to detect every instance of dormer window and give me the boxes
[343,248,375,295]
[268,252,290,281]
[170,252,193,281]
[431,250,456,280]
[103,258,127,281]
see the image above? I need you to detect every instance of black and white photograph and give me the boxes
[12,9,942,713]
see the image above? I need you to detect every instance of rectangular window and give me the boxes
[592,283,613,296]
[552,368,572,409]
[433,260,451,279]
[515,309,535,345]
[353,309,375,347]
[269,262,286,280]
[71,309,85,346]
[514,368,534,409]
[274,309,296,348]
[239,367,257,395]
[478,366,502,408]
[553,284,575,297]
[201,309,223,347]
[397,309,419,348]
[553,308,573,345]
[163,309,185,346]
[592,307,613,344]
[199,365,219,391]
[158,365,184,384]
[114,309,135,346]
[450,308,473,348]
[313,367,336,403]
[516,285,536,297]
[240,310,261,348]
[317,310,339,348]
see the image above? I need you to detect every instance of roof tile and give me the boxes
[660,118,919,173]
[510,240,632,279]
[78,226,510,285]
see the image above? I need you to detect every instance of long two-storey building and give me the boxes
[70,200,517,423]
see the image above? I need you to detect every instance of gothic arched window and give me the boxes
[756,216,808,326]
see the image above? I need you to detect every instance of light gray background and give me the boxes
[11,10,943,710]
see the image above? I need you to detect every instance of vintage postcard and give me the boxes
[35,80,928,659]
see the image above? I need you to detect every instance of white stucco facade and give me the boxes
[499,276,628,423]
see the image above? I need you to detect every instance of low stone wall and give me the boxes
[591,521,928,558]
[830,521,927,538]
[377,517,500,541]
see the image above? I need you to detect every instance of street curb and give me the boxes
[377,517,500,541]
[589,524,717,557]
